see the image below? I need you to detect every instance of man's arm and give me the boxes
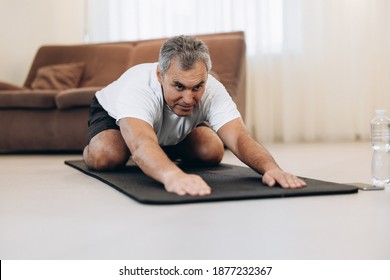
[217,118,306,188]
[119,117,211,196]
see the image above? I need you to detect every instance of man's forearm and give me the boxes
[119,118,184,185]
[235,132,281,175]
[218,118,306,189]
[218,118,281,175]
[119,117,212,196]
[130,138,184,185]
[126,135,212,196]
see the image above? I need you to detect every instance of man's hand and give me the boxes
[164,171,212,196]
[218,119,307,190]
[262,169,306,189]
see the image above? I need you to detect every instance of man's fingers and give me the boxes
[262,174,276,187]
[185,184,211,196]
[168,185,211,196]
[278,174,306,189]
[165,174,212,196]
[263,169,306,189]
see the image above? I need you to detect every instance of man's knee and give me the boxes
[195,141,224,165]
[181,138,224,166]
[180,126,224,165]
[83,129,130,170]
[83,145,129,171]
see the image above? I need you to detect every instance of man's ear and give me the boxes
[156,66,163,84]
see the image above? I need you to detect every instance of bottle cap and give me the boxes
[375,109,387,116]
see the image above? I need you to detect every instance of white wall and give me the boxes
[0,0,84,85]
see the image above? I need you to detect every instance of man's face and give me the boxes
[157,59,208,117]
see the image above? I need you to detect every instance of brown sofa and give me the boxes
[0,31,246,153]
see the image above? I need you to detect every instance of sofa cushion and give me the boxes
[129,41,161,66]
[30,62,85,90]
[24,45,134,89]
[202,37,246,98]
[80,45,134,87]
[56,87,101,109]
[0,90,58,109]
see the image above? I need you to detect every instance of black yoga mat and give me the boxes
[65,160,358,204]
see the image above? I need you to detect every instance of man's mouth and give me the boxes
[177,104,194,111]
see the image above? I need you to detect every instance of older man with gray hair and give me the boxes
[83,35,306,196]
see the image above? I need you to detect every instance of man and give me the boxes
[83,35,306,196]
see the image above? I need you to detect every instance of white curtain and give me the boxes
[86,0,390,143]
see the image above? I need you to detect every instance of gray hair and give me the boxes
[158,35,212,76]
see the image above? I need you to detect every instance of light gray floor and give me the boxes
[1,142,389,259]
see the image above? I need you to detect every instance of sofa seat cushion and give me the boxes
[55,87,101,109]
[0,90,58,109]
[31,62,85,90]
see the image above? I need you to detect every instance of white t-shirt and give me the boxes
[96,63,241,146]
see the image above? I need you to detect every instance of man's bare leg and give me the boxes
[177,126,224,166]
[83,129,131,170]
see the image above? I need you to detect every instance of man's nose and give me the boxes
[182,90,195,103]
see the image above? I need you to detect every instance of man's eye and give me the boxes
[175,84,184,91]
[193,85,203,91]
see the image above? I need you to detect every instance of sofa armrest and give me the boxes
[55,87,101,109]
[0,81,25,90]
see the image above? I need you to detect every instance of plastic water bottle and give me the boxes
[371,109,390,187]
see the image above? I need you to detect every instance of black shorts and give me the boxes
[87,96,120,142]
[87,97,185,160]
[87,96,212,160]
